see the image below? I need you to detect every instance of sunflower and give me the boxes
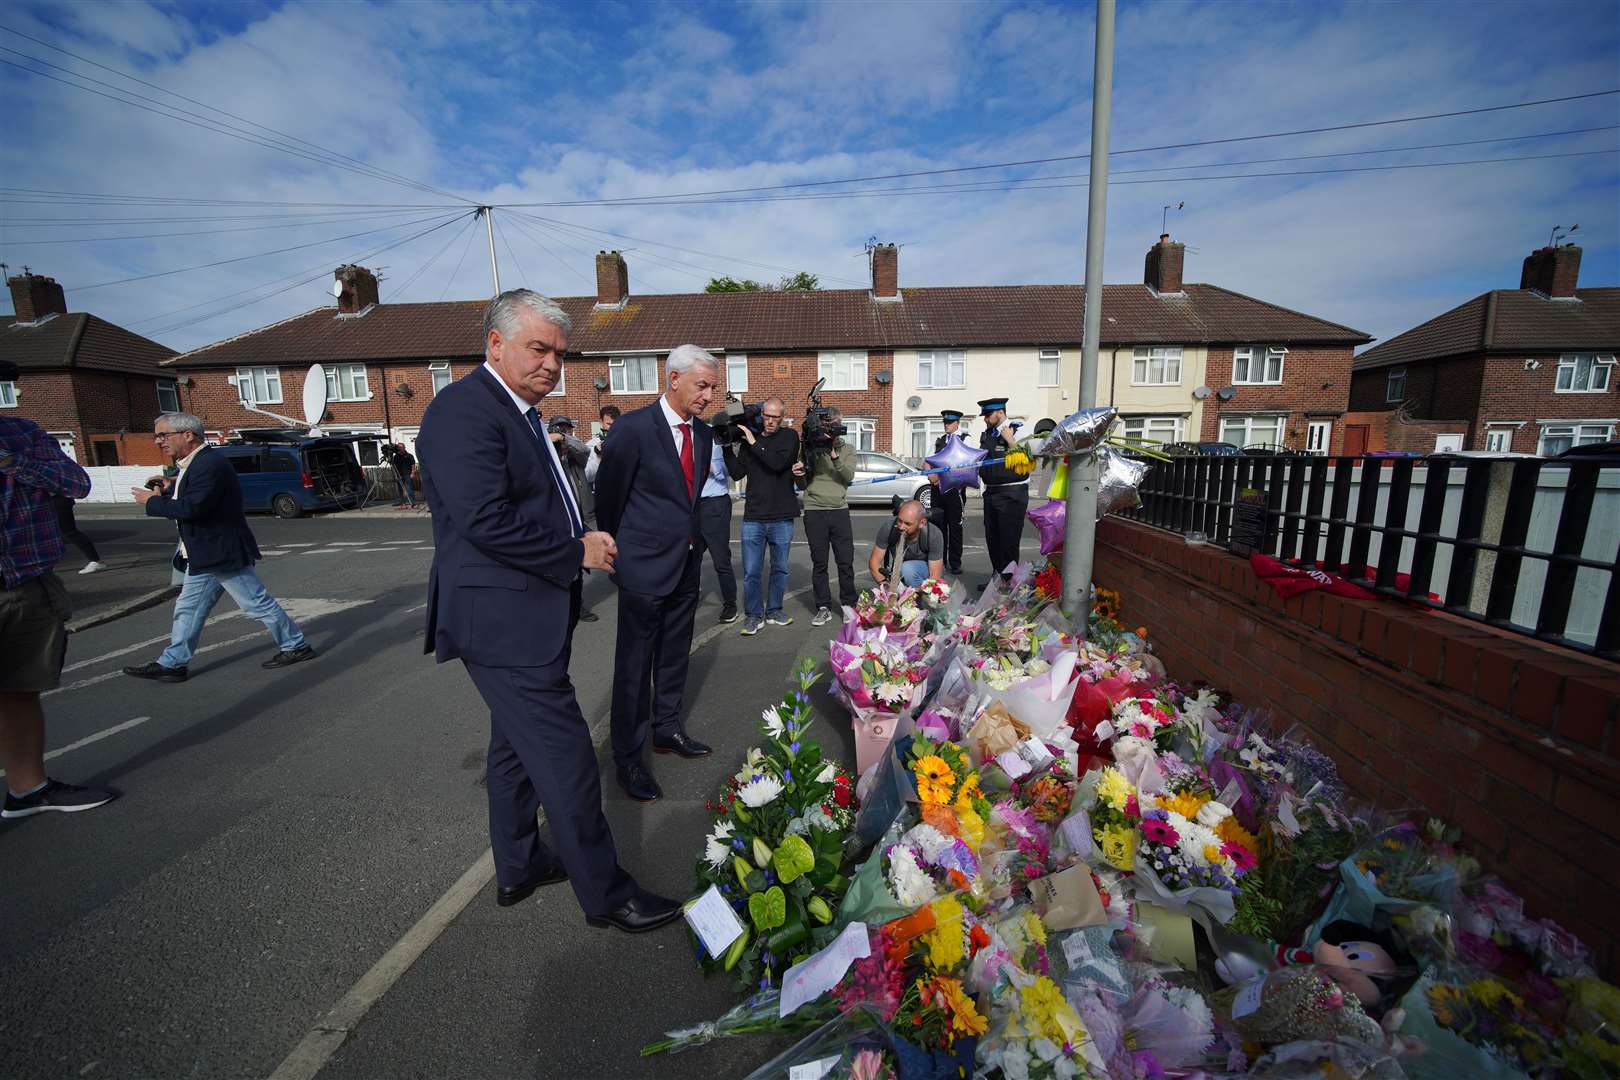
[914,755,955,805]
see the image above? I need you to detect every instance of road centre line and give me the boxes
[0,716,151,780]
[271,584,815,1079]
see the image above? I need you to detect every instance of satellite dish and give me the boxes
[1216,386,1236,402]
[1192,386,1211,400]
[303,364,329,431]
[906,395,923,410]
[331,279,344,299]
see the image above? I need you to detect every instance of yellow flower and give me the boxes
[1159,790,1207,821]
[1095,767,1132,812]
[1004,450,1035,476]
[922,896,967,972]
[939,977,989,1040]
[1428,984,1467,1028]
[955,803,986,850]
[1096,824,1137,871]
[1022,910,1047,947]
[914,754,955,805]
[1020,976,1086,1045]
[1204,843,1225,865]
[1216,816,1258,853]
[955,772,983,805]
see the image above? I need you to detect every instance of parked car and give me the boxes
[216,436,366,518]
[848,450,937,511]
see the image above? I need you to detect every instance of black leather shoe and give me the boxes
[586,889,682,933]
[496,860,568,907]
[123,662,187,683]
[577,610,599,622]
[262,644,317,669]
[652,731,712,758]
[615,762,662,802]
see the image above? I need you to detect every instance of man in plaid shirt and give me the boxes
[0,359,118,818]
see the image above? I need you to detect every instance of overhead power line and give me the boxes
[388,212,479,301]
[0,208,453,245]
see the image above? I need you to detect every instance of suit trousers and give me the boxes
[463,583,634,917]
[698,495,737,607]
[610,547,702,767]
[937,488,964,571]
[802,507,857,611]
[982,483,1029,578]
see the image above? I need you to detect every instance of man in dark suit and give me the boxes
[593,344,719,802]
[123,412,315,683]
[416,289,679,934]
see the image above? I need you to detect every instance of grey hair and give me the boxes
[666,344,720,377]
[483,289,571,342]
[157,411,204,437]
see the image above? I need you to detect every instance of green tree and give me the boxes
[704,272,820,293]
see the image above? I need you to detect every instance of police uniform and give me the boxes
[977,397,1027,579]
[932,409,967,574]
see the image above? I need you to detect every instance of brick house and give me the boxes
[1347,244,1619,455]
[1,270,178,465]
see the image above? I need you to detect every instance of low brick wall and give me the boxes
[1094,517,1620,979]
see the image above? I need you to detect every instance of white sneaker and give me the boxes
[78,561,106,575]
[811,607,833,626]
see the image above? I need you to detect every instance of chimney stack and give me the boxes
[7,270,68,321]
[1520,244,1582,298]
[870,243,899,300]
[1144,233,1185,294]
[334,264,379,314]
[595,251,629,307]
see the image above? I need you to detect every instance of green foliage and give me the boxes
[704,272,820,293]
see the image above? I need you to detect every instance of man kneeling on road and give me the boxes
[868,499,945,588]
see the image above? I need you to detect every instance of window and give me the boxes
[1433,434,1464,453]
[917,350,965,389]
[1219,414,1286,447]
[909,418,946,458]
[609,355,658,394]
[818,350,868,390]
[548,367,566,396]
[1538,422,1614,456]
[842,417,876,452]
[235,366,283,405]
[1385,368,1407,403]
[1555,353,1614,393]
[227,452,263,474]
[1484,427,1514,453]
[324,363,371,402]
[1305,420,1332,455]
[726,353,748,393]
[1131,346,1182,386]
[157,379,180,413]
[1119,416,1181,447]
[429,362,452,396]
[1233,345,1286,385]
[0,380,16,407]
[1037,348,1061,387]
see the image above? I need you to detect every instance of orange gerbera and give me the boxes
[1216,816,1259,853]
[914,754,955,804]
[937,977,988,1040]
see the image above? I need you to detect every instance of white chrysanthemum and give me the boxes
[1196,800,1233,829]
[901,823,952,863]
[874,680,911,705]
[703,821,735,870]
[761,706,786,739]
[1176,819,1223,866]
[887,846,938,907]
[1167,984,1215,1043]
[737,773,784,808]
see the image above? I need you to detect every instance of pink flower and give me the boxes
[1130,722,1152,738]
[1222,842,1258,872]
[1125,794,1140,819]
[1141,819,1180,845]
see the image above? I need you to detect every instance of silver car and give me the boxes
[848,450,940,510]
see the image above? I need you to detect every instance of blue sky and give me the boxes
[1,0,1616,352]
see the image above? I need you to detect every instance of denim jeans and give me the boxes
[740,519,793,619]
[159,566,306,668]
[396,473,416,505]
[901,560,929,587]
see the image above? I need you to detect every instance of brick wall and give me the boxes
[1199,346,1355,452]
[180,360,474,435]
[1339,409,1468,454]
[4,369,165,464]
[1094,516,1620,979]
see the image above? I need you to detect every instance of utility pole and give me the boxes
[480,207,501,295]
[1062,0,1115,632]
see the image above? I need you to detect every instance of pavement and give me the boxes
[3,504,1034,1080]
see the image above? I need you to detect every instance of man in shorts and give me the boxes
[0,360,119,818]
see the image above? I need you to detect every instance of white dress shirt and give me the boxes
[171,443,207,558]
[482,362,584,534]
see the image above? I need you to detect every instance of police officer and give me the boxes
[977,397,1027,582]
[932,409,967,575]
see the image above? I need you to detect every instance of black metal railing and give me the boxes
[1120,454,1620,659]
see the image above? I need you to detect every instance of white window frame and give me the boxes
[1554,353,1615,394]
[1433,433,1465,453]
[842,416,876,452]
[818,350,868,391]
[1119,415,1182,447]
[909,418,946,459]
[726,353,748,393]
[1484,426,1514,453]
[1305,419,1332,455]
[1219,414,1287,448]
[0,380,17,407]
[608,355,659,394]
[1131,346,1182,386]
[156,378,180,413]
[1233,345,1287,386]
[548,367,567,396]
[1037,347,1061,387]
[1537,421,1615,456]
[1385,368,1407,403]
[234,366,282,405]
[324,363,372,402]
[916,349,965,389]
[429,362,452,396]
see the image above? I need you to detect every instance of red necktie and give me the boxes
[678,423,694,498]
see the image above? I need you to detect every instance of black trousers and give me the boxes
[983,483,1029,578]
[610,548,701,768]
[937,488,964,571]
[698,495,736,607]
[803,507,857,611]
[463,581,633,916]
[53,498,100,563]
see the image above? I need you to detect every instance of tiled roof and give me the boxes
[164,283,1371,369]
[1,313,177,377]
[1353,287,1620,371]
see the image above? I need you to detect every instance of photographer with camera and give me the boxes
[722,397,802,636]
[799,406,857,626]
[868,498,945,588]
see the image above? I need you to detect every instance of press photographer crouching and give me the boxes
[720,397,802,635]
[869,498,945,588]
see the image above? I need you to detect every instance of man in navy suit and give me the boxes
[416,289,679,934]
[123,412,314,683]
[593,345,719,802]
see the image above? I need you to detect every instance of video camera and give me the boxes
[800,377,847,460]
[708,395,765,447]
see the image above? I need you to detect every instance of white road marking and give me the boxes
[0,716,151,779]
[46,630,267,697]
[328,542,369,546]
[283,543,316,548]
[301,548,345,555]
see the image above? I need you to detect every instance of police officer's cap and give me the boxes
[940,409,964,423]
[977,397,1009,416]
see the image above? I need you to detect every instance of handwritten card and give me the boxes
[683,884,744,959]
[779,920,870,1018]
[788,1056,842,1080]
[1232,977,1266,1018]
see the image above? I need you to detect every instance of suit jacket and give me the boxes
[417,365,584,668]
[142,446,261,574]
[592,400,710,595]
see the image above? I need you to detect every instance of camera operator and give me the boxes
[799,406,857,626]
[584,404,619,490]
[868,498,945,588]
[723,397,802,636]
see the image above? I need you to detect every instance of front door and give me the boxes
[1343,425,1369,456]
[1306,420,1332,455]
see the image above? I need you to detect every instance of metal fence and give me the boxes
[1121,454,1620,660]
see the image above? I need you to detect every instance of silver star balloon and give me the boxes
[1037,406,1119,458]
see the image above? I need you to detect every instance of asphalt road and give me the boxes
[2,504,1032,1080]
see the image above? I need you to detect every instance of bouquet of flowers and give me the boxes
[830,638,930,715]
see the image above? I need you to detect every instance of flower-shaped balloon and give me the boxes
[1027,498,1067,555]
[926,434,987,493]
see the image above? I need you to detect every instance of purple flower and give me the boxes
[732,839,745,851]
[782,769,793,784]
[789,741,801,754]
